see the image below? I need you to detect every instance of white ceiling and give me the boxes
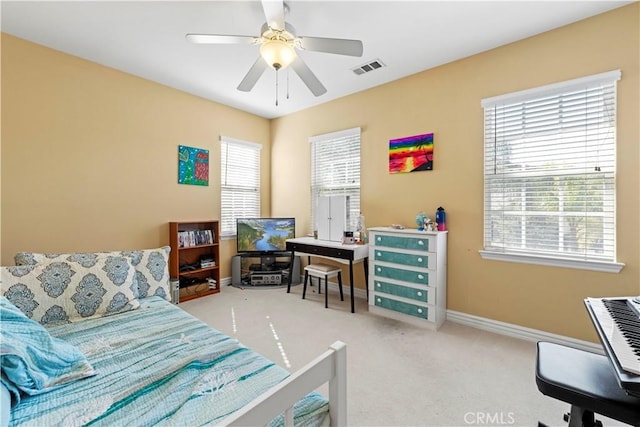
[1,1,632,119]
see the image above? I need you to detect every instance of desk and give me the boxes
[286,237,368,313]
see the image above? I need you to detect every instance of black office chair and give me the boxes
[535,341,640,427]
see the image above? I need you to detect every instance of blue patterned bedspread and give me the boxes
[8,297,328,426]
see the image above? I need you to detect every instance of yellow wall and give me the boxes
[1,4,638,342]
[0,34,271,280]
[271,4,639,341]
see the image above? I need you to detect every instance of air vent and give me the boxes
[352,59,385,75]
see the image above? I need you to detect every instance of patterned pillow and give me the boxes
[1,256,140,325]
[14,246,171,301]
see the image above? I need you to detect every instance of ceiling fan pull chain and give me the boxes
[275,69,279,106]
[286,68,290,100]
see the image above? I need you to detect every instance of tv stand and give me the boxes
[231,252,301,286]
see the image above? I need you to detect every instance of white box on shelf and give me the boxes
[316,195,349,242]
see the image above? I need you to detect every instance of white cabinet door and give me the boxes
[329,196,347,241]
[316,196,332,240]
[317,196,348,241]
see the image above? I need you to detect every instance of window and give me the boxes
[220,136,261,238]
[480,70,623,273]
[310,127,361,233]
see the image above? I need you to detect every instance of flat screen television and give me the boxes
[236,218,295,254]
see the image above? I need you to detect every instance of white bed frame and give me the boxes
[222,341,347,426]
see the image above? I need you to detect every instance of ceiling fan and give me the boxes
[186,0,363,99]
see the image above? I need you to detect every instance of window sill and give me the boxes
[478,250,624,273]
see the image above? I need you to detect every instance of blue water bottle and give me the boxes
[436,207,446,231]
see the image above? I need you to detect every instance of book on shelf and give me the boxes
[177,229,214,248]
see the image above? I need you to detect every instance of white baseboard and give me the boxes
[446,309,603,354]
[223,275,600,352]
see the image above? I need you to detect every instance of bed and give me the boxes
[1,248,346,426]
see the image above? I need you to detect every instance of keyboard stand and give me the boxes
[535,341,640,427]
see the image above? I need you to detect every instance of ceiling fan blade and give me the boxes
[291,56,327,97]
[298,36,364,57]
[237,57,268,92]
[186,34,257,44]
[261,0,285,31]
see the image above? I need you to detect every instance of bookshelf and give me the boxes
[169,220,220,302]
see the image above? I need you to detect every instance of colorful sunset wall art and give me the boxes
[389,133,434,174]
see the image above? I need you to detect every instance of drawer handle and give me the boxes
[377,236,381,242]
[417,308,423,313]
[418,257,423,262]
[376,297,381,302]
[376,283,381,288]
[418,274,425,279]
[377,251,382,256]
[417,291,423,296]
[377,267,382,272]
[418,240,424,246]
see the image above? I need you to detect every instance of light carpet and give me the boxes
[181,284,624,427]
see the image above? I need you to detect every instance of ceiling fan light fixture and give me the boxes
[260,38,296,70]
[187,0,360,98]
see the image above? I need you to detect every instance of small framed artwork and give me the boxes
[389,132,434,174]
[178,145,209,186]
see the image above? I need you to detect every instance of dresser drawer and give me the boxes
[373,249,433,269]
[373,280,430,303]
[373,234,432,252]
[374,295,429,319]
[373,264,430,285]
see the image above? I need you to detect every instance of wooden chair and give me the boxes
[303,263,343,308]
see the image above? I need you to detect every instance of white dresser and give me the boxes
[368,227,447,330]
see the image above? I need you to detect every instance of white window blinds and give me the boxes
[482,70,620,268]
[310,127,361,233]
[220,136,261,238]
